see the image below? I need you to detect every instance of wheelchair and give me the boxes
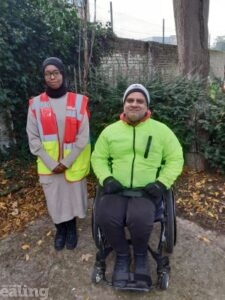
[91,186,177,292]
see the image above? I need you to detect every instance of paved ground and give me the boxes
[0,198,225,300]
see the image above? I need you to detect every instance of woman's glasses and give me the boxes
[44,70,61,79]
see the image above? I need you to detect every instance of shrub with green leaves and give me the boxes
[0,0,114,161]
[199,91,225,171]
[1,0,225,172]
[88,75,128,144]
[88,75,225,173]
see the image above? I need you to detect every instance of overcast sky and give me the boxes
[89,0,224,45]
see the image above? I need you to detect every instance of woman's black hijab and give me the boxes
[42,57,67,98]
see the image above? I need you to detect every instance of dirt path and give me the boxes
[0,199,225,300]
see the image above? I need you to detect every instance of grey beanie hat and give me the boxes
[122,83,150,104]
[42,57,65,74]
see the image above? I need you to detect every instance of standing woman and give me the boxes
[26,57,90,251]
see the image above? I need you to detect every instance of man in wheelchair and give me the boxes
[91,83,184,290]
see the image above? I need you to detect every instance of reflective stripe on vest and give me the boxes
[29,92,90,181]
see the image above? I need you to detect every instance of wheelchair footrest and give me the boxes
[114,283,153,292]
[113,273,153,292]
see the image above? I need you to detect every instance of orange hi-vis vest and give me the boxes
[29,92,91,182]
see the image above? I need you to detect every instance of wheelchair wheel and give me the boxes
[158,272,169,290]
[164,189,176,254]
[92,208,106,250]
[91,262,106,284]
[92,186,109,250]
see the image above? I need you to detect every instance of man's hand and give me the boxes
[103,177,123,194]
[144,181,167,204]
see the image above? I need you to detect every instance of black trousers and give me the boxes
[95,194,156,255]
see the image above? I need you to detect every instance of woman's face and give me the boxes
[44,65,63,89]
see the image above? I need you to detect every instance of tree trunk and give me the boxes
[173,0,209,78]
[83,0,89,93]
[173,0,209,171]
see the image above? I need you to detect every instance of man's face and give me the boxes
[123,92,148,123]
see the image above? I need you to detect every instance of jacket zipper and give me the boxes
[144,136,152,159]
[130,127,136,188]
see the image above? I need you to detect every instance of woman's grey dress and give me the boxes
[26,93,89,224]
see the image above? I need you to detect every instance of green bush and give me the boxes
[88,75,127,145]
[1,1,225,173]
[88,75,225,173]
[0,0,114,162]
[199,93,225,171]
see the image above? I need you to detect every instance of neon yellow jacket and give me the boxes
[91,115,183,188]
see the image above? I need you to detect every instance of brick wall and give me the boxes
[209,49,225,79]
[100,37,225,84]
[1,39,225,151]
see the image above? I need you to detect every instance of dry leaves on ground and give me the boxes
[0,161,224,239]
[175,167,225,234]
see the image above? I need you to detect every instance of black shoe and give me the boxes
[54,223,67,251]
[134,253,152,287]
[66,218,77,250]
[112,254,130,288]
